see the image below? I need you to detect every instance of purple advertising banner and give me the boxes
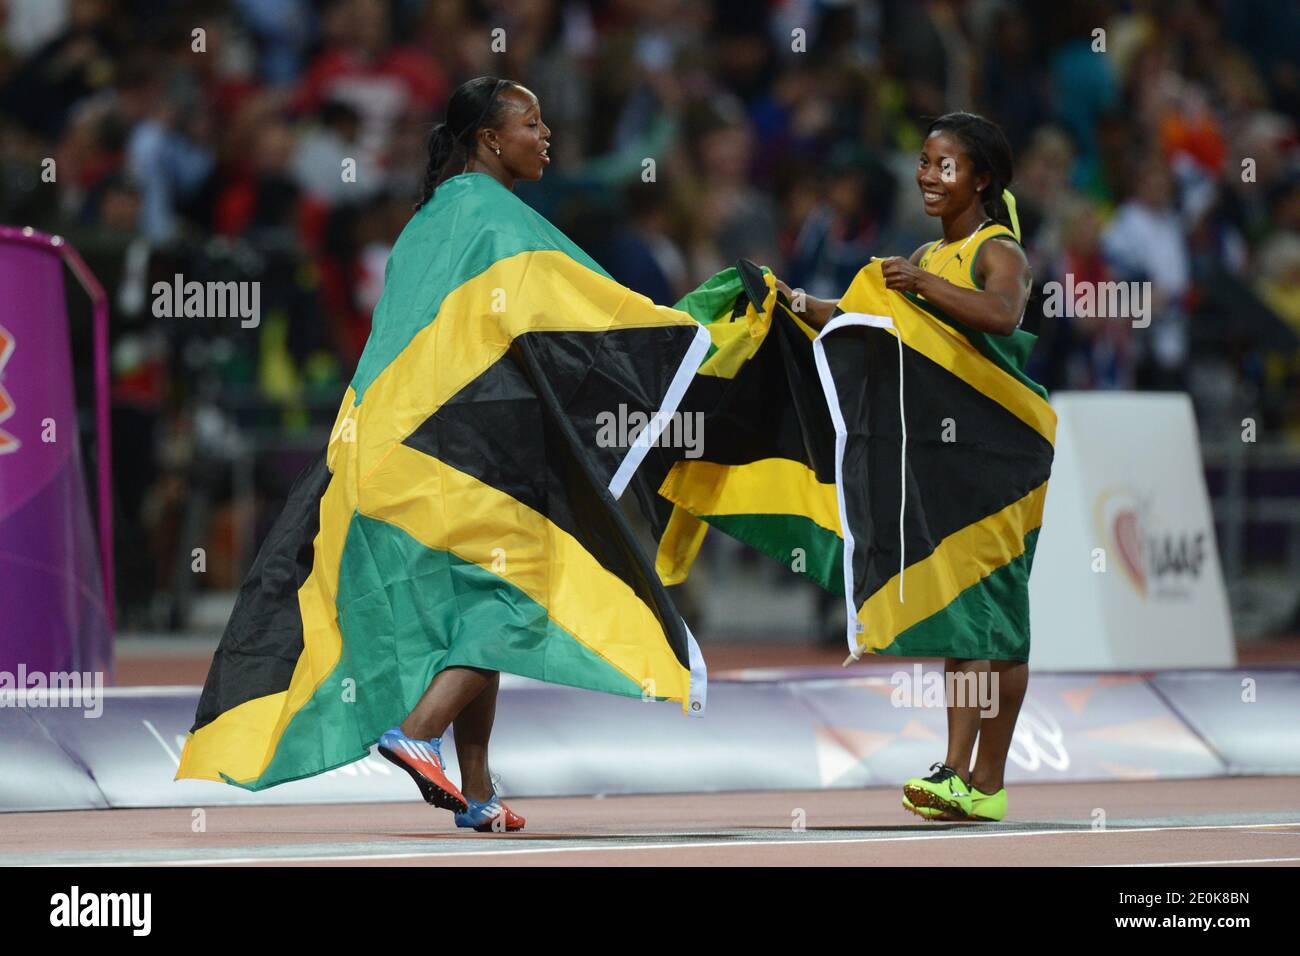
[0,229,112,676]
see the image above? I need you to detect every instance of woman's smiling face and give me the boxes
[916,130,988,218]
[485,86,551,182]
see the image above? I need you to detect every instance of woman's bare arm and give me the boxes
[877,237,1030,336]
[773,278,838,329]
[774,243,932,330]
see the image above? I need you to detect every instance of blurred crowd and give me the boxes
[1,0,1298,628]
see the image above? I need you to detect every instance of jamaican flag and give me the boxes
[636,260,843,593]
[815,261,1055,660]
[649,259,1054,661]
[177,172,710,790]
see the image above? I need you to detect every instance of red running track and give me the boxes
[3,777,1298,867]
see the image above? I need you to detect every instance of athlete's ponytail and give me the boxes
[926,112,1016,235]
[415,76,516,209]
[416,123,457,208]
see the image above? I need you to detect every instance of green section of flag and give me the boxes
[707,512,845,595]
[875,529,1039,661]
[672,265,765,361]
[673,266,745,327]
[248,514,643,790]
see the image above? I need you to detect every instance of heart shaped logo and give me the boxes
[1113,509,1145,595]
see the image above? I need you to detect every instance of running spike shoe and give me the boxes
[377,727,468,813]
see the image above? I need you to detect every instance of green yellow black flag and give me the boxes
[815,261,1055,660]
[177,172,710,790]
[648,261,844,592]
[649,258,1054,661]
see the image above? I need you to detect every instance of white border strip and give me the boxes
[601,318,710,714]
[1099,856,1300,867]
[684,620,707,717]
[607,322,712,500]
[47,820,1300,867]
[812,312,897,656]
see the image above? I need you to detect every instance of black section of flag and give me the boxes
[537,324,697,489]
[404,329,693,671]
[628,260,836,536]
[190,451,330,733]
[819,324,1054,606]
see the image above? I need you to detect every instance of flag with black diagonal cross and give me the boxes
[176,172,709,791]
[643,260,845,595]
[642,257,1055,663]
[817,261,1056,661]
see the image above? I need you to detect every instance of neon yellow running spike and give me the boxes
[901,792,944,820]
[901,763,972,819]
[969,784,1007,822]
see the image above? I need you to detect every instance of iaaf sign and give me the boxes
[0,323,17,455]
[1028,393,1233,670]
[1095,487,1208,599]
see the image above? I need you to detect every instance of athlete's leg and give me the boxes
[400,666,494,741]
[969,659,1028,793]
[944,657,988,785]
[379,668,493,813]
[450,671,500,802]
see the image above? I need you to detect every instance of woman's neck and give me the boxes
[466,157,514,192]
[941,203,988,243]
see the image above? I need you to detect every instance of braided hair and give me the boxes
[415,76,517,209]
[926,112,1015,232]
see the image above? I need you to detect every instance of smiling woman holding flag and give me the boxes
[175,77,710,832]
[778,111,1056,823]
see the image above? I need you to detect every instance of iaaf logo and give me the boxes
[1095,488,1207,598]
[0,323,17,454]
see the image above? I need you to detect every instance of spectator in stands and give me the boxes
[1102,155,1190,388]
[294,0,446,172]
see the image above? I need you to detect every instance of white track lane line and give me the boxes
[1098,856,1300,867]
[41,821,1300,867]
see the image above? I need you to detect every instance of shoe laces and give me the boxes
[924,762,962,785]
[425,737,445,767]
[387,728,444,769]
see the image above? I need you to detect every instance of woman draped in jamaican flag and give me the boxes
[175,77,710,831]
[781,112,1055,822]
